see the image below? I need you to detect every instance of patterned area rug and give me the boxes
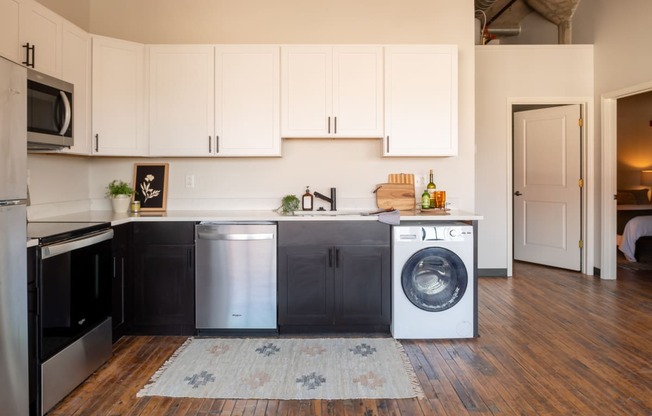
[137,337,423,400]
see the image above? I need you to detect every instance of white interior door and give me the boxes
[514,104,582,271]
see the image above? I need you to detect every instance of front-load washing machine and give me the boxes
[391,222,476,339]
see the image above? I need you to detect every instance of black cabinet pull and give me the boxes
[208,136,211,153]
[386,136,390,153]
[327,117,331,134]
[95,134,99,152]
[22,43,35,67]
[216,136,220,153]
[334,117,337,134]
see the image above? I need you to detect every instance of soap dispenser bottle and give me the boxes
[302,186,313,211]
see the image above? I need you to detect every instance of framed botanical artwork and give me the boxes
[133,163,169,211]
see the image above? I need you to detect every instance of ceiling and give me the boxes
[475,0,581,44]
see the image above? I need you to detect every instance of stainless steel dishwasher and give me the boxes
[195,222,277,333]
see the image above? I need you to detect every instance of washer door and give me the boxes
[401,247,468,312]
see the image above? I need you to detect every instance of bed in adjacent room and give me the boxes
[617,189,652,262]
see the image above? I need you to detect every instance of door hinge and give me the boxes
[579,240,584,249]
[578,178,584,188]
[578,118,584,127]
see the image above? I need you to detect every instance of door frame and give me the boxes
[506,97,594,277]
[600,81,652,280]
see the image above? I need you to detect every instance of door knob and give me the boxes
[514,191,523,196]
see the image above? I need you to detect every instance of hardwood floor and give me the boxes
[48,262,652,415]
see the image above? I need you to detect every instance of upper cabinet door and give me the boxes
[332,46,383,138]
[0,0,20,63]
[281,46,383,139]
[92,35,147,156]
[148,45,215,157]
[215,45,281,156]
[384,45,458,157]
[281,46,331,138]
[60,21,91,155]
[19,0,62,77]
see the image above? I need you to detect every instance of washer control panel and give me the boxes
[395,224,473,242]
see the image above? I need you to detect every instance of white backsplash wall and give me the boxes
[27,154,92,219]
[86,139,474,213]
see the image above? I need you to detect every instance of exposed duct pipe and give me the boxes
[487,25,522,38]
[523,0,581,44]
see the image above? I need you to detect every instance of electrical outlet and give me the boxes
[185,174,195,188]
[415,174,427,187]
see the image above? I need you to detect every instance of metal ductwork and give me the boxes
[523,0,581,44]
[475,0,581,44]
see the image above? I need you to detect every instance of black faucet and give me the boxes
[314,188,337,211]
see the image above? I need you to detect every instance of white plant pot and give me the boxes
[111,195,131,213]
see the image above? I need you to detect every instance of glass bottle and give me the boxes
[421,190,431,209]
[427,169,437,207]
[302,186,313,211]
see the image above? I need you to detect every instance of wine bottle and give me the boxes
[427,169,437,207]
[302,186,313,211]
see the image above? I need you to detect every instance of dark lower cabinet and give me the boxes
[111,223,129,342]
[278,222,391,333]
[127,222,195,335]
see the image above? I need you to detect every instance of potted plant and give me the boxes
[275,194,300,215]
[106,179,135,213]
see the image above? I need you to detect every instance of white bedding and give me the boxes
[618,215,652,261]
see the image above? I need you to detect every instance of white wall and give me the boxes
[475,45,594,274]
[28,1,478,221]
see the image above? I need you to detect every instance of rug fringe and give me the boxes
[136,337,194,398]
[392,339,425,399]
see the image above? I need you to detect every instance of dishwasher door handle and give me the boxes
[197,231,275,241]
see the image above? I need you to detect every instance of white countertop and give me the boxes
[30,209,482,226]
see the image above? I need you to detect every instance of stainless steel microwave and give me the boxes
[27,69,73,150]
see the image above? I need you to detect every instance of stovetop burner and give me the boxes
[27,222,112,245]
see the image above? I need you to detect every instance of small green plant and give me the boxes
[106,179,135,198]
[276,194,300,215]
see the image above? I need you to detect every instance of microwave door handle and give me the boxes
[59,91,72,136]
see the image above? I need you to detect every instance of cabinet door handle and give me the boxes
[335,248,340,268]
[208,136,212,153]
[386,136,390,153]
[334,117,337,135]
[22,43,35,68]
[327,116,331,134]
[216,136,220,153]
[95,134,99,152]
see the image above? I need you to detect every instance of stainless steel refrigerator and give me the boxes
[0,56,29,416]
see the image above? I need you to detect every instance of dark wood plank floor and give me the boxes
[48,262,652,415]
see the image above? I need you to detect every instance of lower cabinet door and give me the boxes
[131,244,195,334]
[278,246,333,326]
[334,245,391,326]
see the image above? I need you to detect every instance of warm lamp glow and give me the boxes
[641,170,652,186]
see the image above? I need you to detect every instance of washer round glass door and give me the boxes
[401,247,468,312]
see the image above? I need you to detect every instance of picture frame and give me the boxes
[132,163,169,211]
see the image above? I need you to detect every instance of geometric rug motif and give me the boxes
[137,337,424,400]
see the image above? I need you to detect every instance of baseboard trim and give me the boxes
[478,268,508,277]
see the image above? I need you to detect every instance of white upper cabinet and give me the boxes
[384,45,458,157]
[148,44,280,157]
[281,45,383,138]
[0,0,20,63]
[148,45,215,156]
[19,0,62,76]
[215,45,280,156]
[60,21,91,155]
[92,35,147,156]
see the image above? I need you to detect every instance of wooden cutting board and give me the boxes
[388,173,414,184]
[375,183,416,211]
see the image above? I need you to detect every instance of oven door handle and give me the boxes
[41,229,114,259]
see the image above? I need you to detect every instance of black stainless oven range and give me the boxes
[27,221,113,415]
